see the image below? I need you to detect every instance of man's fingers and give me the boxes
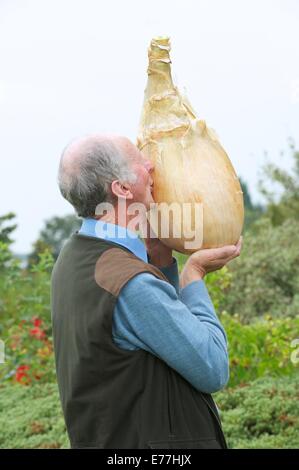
[211,236,243,259]
[189,236,243,274]
[234,236,243,254]
[208,244,239,261]
[204,239,242,269]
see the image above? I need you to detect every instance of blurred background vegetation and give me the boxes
[0,142,298,448]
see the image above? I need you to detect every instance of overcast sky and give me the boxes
[1,0,298,253]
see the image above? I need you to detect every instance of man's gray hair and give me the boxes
[58,139,137,218]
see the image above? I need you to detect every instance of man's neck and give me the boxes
[93,199,149,238]
[94,212,117,225]
[93,212,146,237]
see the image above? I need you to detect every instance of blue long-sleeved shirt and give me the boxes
[78,217,229,393]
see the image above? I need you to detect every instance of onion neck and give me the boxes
[145,37,175,98]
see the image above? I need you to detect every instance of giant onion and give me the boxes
[137,36,244,253]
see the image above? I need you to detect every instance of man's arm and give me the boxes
[112,273,229,394]
[149,256,180,294]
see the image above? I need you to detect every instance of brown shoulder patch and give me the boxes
[94,247,170,297]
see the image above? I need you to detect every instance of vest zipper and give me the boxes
[201,394,228,449]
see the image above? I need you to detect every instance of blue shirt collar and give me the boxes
[78,217,148,263]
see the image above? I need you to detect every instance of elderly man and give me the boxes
[51,134,242,449]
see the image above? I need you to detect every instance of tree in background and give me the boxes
[27,239,53,268]
[258,139,299,226]
[0,213,19,274]
[0,212,17,245]
[27,214,81,267]
[239,178,264,231]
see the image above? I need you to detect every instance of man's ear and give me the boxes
[111,180,133,200]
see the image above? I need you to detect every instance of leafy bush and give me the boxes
[0,245,55,384]
[220,218,299,321]
[221,312,299,387]
[204,267,232,311]
[216,374,299,449]
[177,249,299,387]
[0,375,298,448]
[0,382,68,449]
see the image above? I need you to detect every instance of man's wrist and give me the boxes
[179,264,205,289]
[148,254,174,269]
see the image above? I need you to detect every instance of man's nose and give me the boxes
[145,159,154,173]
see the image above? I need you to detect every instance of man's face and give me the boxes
[130,153,155,209]
[120,139,155,209]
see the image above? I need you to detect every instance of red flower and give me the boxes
[30,327,45,340]
[32,317,42,328]
[15,365,30,384]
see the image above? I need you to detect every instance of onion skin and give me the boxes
[137,36,244,254]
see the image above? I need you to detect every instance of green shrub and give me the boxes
[222,312,299,387]
[177,250,299,387]
[0,382,68,448]
[0,246,56,384]
[0,375,298,448]
[216,374,299,448]
[220,218,299,321]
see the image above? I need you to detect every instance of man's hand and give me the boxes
[180,236,243,288]
[144,236,173,268]
[142,220,173,268]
